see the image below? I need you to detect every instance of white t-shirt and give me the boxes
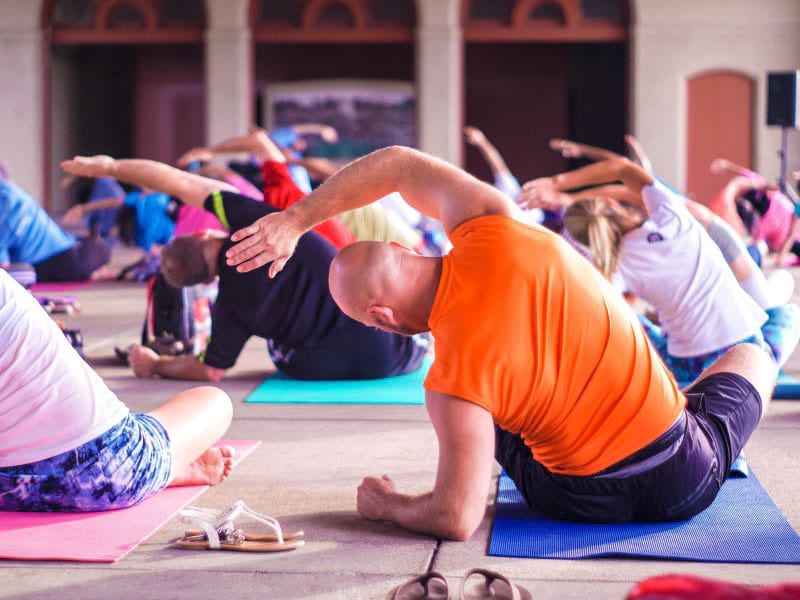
[0,271,128,467]
[617,181,767,357]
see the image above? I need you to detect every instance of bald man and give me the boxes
[222,146,776,540]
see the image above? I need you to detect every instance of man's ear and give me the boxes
[367,304,397,325]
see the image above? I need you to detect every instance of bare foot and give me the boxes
[169,445,236,487]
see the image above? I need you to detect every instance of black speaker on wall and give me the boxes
[767,71,800,128]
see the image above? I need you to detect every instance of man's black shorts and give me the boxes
[495,372,762,522]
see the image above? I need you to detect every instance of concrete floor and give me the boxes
[1,249,800,599]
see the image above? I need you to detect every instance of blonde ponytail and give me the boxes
[563,199,622,280]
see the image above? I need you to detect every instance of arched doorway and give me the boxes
[42,0,206,211]
[462,0,629,184]
[686,70,754,203]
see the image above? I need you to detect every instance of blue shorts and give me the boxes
[0,413,173,512]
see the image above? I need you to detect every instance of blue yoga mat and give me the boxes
[489,470,800,563]
[244,359,431,405]
[679,371,800,400]
[773,371,800,400]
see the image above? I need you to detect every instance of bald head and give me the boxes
[329,241,439,336]
[329,241,398,320]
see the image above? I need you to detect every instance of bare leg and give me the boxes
[690,343,777,416]
[147,386,234,486]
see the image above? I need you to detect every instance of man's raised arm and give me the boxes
[177,127,286,166]
[60,155,236,210]
[225,146,517,276]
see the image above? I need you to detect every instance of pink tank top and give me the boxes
[753,190,795,251]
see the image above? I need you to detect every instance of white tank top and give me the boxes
[0,271,128,467]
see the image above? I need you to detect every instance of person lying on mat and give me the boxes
[0,269,235,512]
[220,144,777,538]
[61,155,428,383]
[0,179,111,283]
[521,137,800,383]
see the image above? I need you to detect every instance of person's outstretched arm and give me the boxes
[464,126,513,179]
[62,197,124,225]
[710,158,768,185]
[61,155,236,210]
[521,158,654,212]
[624,134,654,173]
[129,346,225,382]
[177,128,286,166]
[356,392,494,540]
[225,146,517,277]
[549,138,620,162]
[287,156,341,180]
[291,123,339,143]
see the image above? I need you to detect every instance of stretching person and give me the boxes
[0,179,110,282]
[523,157,799,382]
[220,145,775,536]
[464,126,544,227]
[548,136,796,312]
[710,158,799,264]
[179,129,425,251]
[0,269,234,512]
[178,128,354,249]
[463,126,522,201]
[61,155,427,383]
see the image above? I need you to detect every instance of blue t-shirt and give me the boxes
[0,181,75,264]
[87,177,124,237]
[270,127,313,193]
[124,191,177,251]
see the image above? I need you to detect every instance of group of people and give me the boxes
[0,125,798,552]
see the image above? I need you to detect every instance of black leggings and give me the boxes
[34,239,111,282]
[267,325,429,380]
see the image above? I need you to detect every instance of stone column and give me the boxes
[205,0,252,144]
[0,0,45,202]
[415,0,463,166]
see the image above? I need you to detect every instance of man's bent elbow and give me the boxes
[438,508,483,541]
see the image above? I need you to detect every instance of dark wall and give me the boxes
[568,43,628,162]
[464,43,571,185]
[255,43,414,82]
[464,42,627,186]
[67,45,137,159]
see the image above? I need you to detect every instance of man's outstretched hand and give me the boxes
[226,211,307,277]
[60,155,115,178]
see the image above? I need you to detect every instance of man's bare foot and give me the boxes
[169,445,236,487]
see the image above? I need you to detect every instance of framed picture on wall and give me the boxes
[262,79,415,159]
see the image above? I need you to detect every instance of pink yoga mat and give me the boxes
[30,281,94,293]
[0,439,260,563]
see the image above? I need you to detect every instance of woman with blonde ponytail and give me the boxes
[563,197,624,280]
[523,155,799,385]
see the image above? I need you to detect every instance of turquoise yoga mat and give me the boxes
[244,359,431,405]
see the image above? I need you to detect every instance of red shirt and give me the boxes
[261,161,355,249]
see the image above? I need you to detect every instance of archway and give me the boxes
[42,0,206,211]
